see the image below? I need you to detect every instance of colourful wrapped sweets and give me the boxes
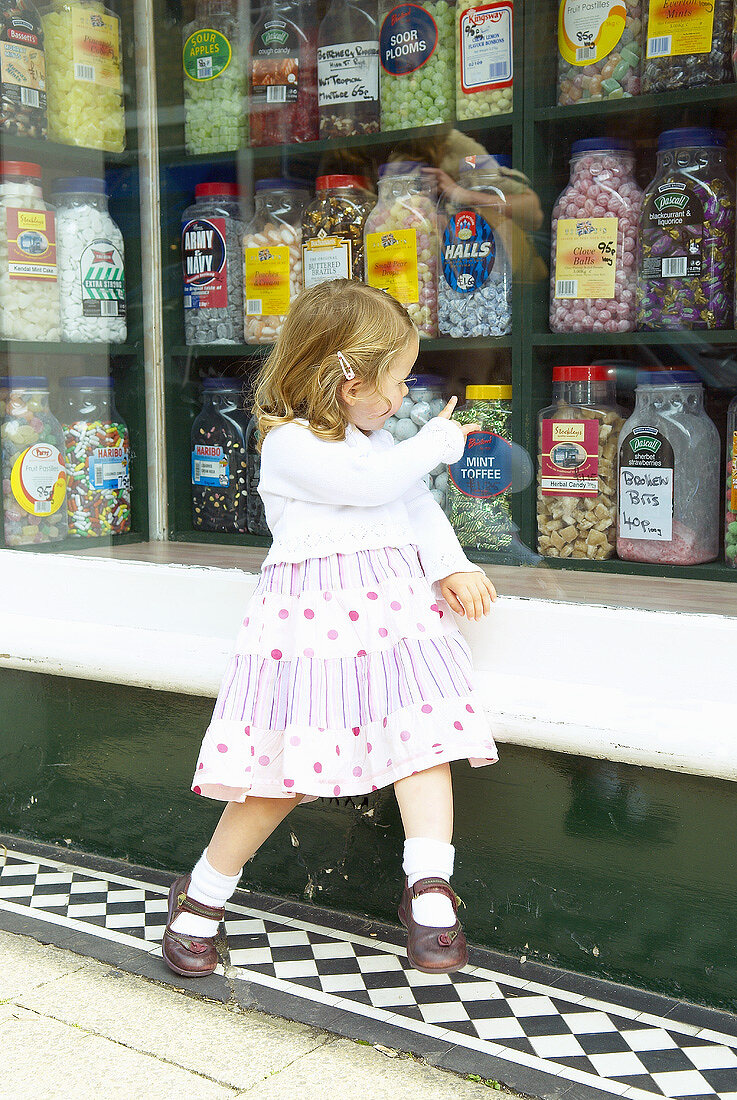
[301,175,375,288]
[42,0,124,152]
[557,0,641,105]
[379,0,454,130]
[0,0,48,138]
[182,0,248,155]
[61,376,130,537]
[642,0,732,94]
[550,139,642,334]
[637,129,734,332]
[456,0,512,120]
[726,393,737,568]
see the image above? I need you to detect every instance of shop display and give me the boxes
[439,154,512,338]
[245,413,269,536]
[537,365,624,560]
[379,0,454,130]
[642,0,732,94]
[318,0,379,137]
[617,371,719,565]
[0,0,47,138]
[456,0,512,120]
[0,161,60,341]
[364,162,438,338]
[384,373,448,507]
[302,174,375,288]
[445,384,513,551]
[250,0,318,146]
[637,128,734,332]
[243,178,308,344]
[725,393,737,568]
[61,376,130,537]
[1,375,67,546]
[182,181,248,346]
[557,0,641,105]
[53,176,126,344]
[191,377,249,533]
[550,139,642,334]
[182,0,247,155]
[41,0,125,152]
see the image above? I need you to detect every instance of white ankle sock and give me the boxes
[170,848,243,937]
[403,837,457,927]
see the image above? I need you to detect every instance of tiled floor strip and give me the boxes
[1,835,736,1100]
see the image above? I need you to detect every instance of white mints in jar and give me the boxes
[383,373,450,508]
[53,177,126,344]
[0,161,61,342]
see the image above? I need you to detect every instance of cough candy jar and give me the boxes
[250,0,318,146]
[182,181,249,346]
[557,0,641,105]
[182,0,248,155]
[191,377,250,534]
[243,178,308,344]
[2,375,67,546]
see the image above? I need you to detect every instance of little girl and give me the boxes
[163,279,499,978]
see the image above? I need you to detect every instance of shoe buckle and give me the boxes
[438,929,458,946]
[177,891,187,907]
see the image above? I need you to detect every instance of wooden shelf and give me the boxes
[534,82,737,124]
[170,336,512,359]
[0,341,140,358]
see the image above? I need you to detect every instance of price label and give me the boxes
[618,425,674,542]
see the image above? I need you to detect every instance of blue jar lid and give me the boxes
[408,373,443,388]
[202,377,242,391]
[255,177,310,191]
[658,128,725,150]
[7,376,48,388]
[52,176,106,194]
[459,154,512,172]
[61,376,113,388]
[571,138,633,156]
[378,160,425,178]
[636,370,701,386]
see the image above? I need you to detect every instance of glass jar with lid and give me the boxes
[617,370,720,565]
[637,128,735,332]
[191,377,250,533]
[456,0,513,120]
[41,0,125,152]
[439,154,513,338]
[182,0,248,155]
[0,0,47,139]
[318,0,379,138]
[1,375,67,546]
[537,365,625,561]
[550,139,642,334]
[384,373,449,507]
[243,178,309,344]
[182,181,249,346]
[726,393,737,568]
[250,0,318,146]
[556,0,641,106]
[245,414,270,536]
[60,376,130,537]
[378,0,454,131]
[0,161,60,341]
[364,161,438,338]
[302,175,375,288]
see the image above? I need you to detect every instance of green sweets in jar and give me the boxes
[379,0,455,130]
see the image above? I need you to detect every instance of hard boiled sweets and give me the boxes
[2,380,67,546]
[182,4,248,155]
[244,182,308,344]
[642,0,732,94]
[183,183,247,346]
[456,0,513,120]
[379,0,454,130]
[557,0,642,105]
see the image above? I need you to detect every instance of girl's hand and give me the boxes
[439,571,497,621]
[438,395,481,439]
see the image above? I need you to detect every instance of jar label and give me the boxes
[540,419,600,497]
[459,2,513,93]
[245,244,291,316]
[303,233,352,289]
[71,7,122,91]
[554,217,617,299]
[80,238,126,318]
[11,443,66,516]
[365,229,419,304]
[183,28,232,81]
[0,35,46,111]
[641,185,703,279]
[558,0,626,66]
[442,211,496,292]
[318,40,379,106]
[380,4,438,76]
[252,21,300,103]
[182,217,228,310]
[90,445,129,490]
[192,444,229,487]
[646,0,715,58]
[732,431,737,512]
[449,431,511,499]
[7,208,57,281]
[618,426,674,542]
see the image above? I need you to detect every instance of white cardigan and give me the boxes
[257,416,485,585]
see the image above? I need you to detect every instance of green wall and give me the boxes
[1,667,735,1012]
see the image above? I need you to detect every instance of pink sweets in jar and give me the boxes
[549,138,642,334]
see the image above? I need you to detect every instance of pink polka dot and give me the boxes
[284,779,294,787]
[259,755,270,766]
[245,726,250,735]
[439,611,444,618]
[217,743,228,753]
[349,610,359,621]
[367,742,372,753]
[411,770,418,775]
[433,743,443,753]
[390,601,401,611]
[323,591,332,601]
[383,717,388,727]
[367,591,378,600]
[198,762,204,770]
[336,745,341,755]
[430,604,439,614]
[378,627,388,638]
[421,704,433,714]
[327,629,338,640]
[386,758,393,766]
[417,622,426,632]
[304,647,314,657]
[357,649,367,657]
[244,617,250,626]
[353,766,362,777]
[352,726,360,736]
[271,648,282,660]
[400,730,410,742]
[193,785,202,794]
[278,609,289,619]
[304,608,314,619]
[318,727,325,732]
[372,785,378,791]
[466,704,474,713]
[454,720,463,730]
[333,785,341,795]
[314,762,322,773]
[290,735,301,746]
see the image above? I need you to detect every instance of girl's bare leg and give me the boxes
[393,762,453,842]
[206,793,306,875]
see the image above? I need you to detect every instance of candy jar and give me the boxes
[379,0,454,130]
[60,376,130,537]
[302,174,375,288]
[1,375,67,546]
[182,182,249,346]
[53,176,126,344]
[0,0,47,138]
[637,128,734,332]
[245,414,270,536]
[557,0,641,105]
[364,162,438,338]
[642,0,732,94]
[191,378,250,533]
[726,393,737,568]
[384,373,448,507]
[250,0,318,146]
[182,0,248,155]
[456,0,512,120]
[617,371,720,565]
[550,139,642,334]
[318,0,379,137]
[0,161,60,341]
[438,154,512,338]
[243,178,308,344]
[41,0,125,152]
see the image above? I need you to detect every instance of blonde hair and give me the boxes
[251,280,416,448]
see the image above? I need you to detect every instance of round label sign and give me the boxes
[442,211,496,293]
[183,28,232,81]
[11,443,67,516]
[449,431,511,499]
[380,4,438,75]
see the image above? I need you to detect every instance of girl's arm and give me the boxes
[402,479,485,585]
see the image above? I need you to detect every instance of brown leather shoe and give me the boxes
[398,875,469,974]
[161,873,225,977]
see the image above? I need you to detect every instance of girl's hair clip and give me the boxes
[336,351,355,380]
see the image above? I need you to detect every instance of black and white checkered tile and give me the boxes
[1,835,736,1100]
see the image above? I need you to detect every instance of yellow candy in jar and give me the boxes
[42,0,125,152]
